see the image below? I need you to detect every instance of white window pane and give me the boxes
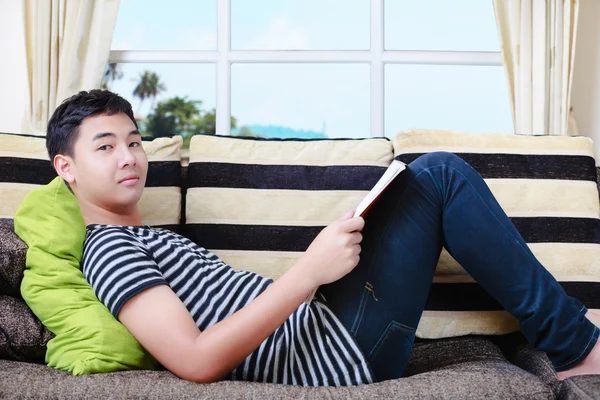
[232,64,370,138]
[231,0,369,50]
[103,63,216,145]
[385,0,500,51]
[385,65,514,137]
[112,0,216,50]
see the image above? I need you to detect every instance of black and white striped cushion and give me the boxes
[185,134,395,280]
[0,132,183,231]
[394,129,600,338]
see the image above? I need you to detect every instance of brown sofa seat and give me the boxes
[0,336,557,399]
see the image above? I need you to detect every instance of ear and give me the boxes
[53,154,76,184]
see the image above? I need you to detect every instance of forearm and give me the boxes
[190,256,318,382]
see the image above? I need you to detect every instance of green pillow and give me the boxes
[14,177,157,375]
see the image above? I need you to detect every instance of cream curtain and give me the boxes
[22,0,120,134]
[493,0,580,136]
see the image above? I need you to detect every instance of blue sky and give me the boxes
[109,0,513,138]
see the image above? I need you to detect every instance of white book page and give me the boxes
[353,159,406,217]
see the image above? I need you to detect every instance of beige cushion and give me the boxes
[393,129,600,339]
[185,134,394,280]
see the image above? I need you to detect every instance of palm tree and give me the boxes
[132,71,166,115]
[101,63,123,90]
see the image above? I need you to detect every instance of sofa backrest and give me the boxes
[2,129,599,343]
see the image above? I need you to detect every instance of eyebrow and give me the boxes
[92,130,141,142]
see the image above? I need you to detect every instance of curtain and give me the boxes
[22,0,120,134]
[493,0,580,136]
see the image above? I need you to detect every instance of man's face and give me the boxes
[67,112,148,213]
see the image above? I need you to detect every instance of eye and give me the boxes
[98,145,112,151]
[129,141,141,148]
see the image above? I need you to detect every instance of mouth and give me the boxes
[118,175,140,186]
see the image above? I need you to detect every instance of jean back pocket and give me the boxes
[367,320,416,382]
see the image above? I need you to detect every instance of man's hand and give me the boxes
[301,209,365,287]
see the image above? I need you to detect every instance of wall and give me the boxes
[0,0,27,134]
[572,0,600,162]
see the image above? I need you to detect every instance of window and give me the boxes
[231,64,370,138]
[106,0,513,144]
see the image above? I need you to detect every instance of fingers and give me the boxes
[339,216,365,232]
[343,233,362,250]
[350,232,363,245]
[337,209,354,221]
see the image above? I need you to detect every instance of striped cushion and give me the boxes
[393,129,600,339]
[185,134,394,280]
[0,132,183,229]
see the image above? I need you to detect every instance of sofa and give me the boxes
[1,129,600,399]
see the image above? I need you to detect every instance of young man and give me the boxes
[47,89,600,386]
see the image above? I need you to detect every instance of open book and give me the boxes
[304,159,407,304]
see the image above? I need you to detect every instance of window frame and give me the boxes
[108,0,503,137]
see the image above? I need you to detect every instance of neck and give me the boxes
[79,198,143,227]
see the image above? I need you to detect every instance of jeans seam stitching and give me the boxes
[554,325,598,370]
[368,322,396,360]
[367,321,415,361]
[394,321,416,332]
[350,287,369,335]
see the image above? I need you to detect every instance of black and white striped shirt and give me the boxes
[82,224,374,386]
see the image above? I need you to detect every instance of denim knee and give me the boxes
[417,151,462,166]
[410,152,468,174]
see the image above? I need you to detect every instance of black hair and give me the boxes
[46,89,138,162]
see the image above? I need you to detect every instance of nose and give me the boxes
[118,146,137,169]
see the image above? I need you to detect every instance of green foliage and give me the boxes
[189,108,237,136]
[99,65,260,147]
[145,97,245,148]
[146,96,200,138]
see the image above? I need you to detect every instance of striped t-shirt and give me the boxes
[82,224,374,386]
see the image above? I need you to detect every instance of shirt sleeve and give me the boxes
[82,227,168,318]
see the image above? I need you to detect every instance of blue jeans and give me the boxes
[318,152,599,382]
